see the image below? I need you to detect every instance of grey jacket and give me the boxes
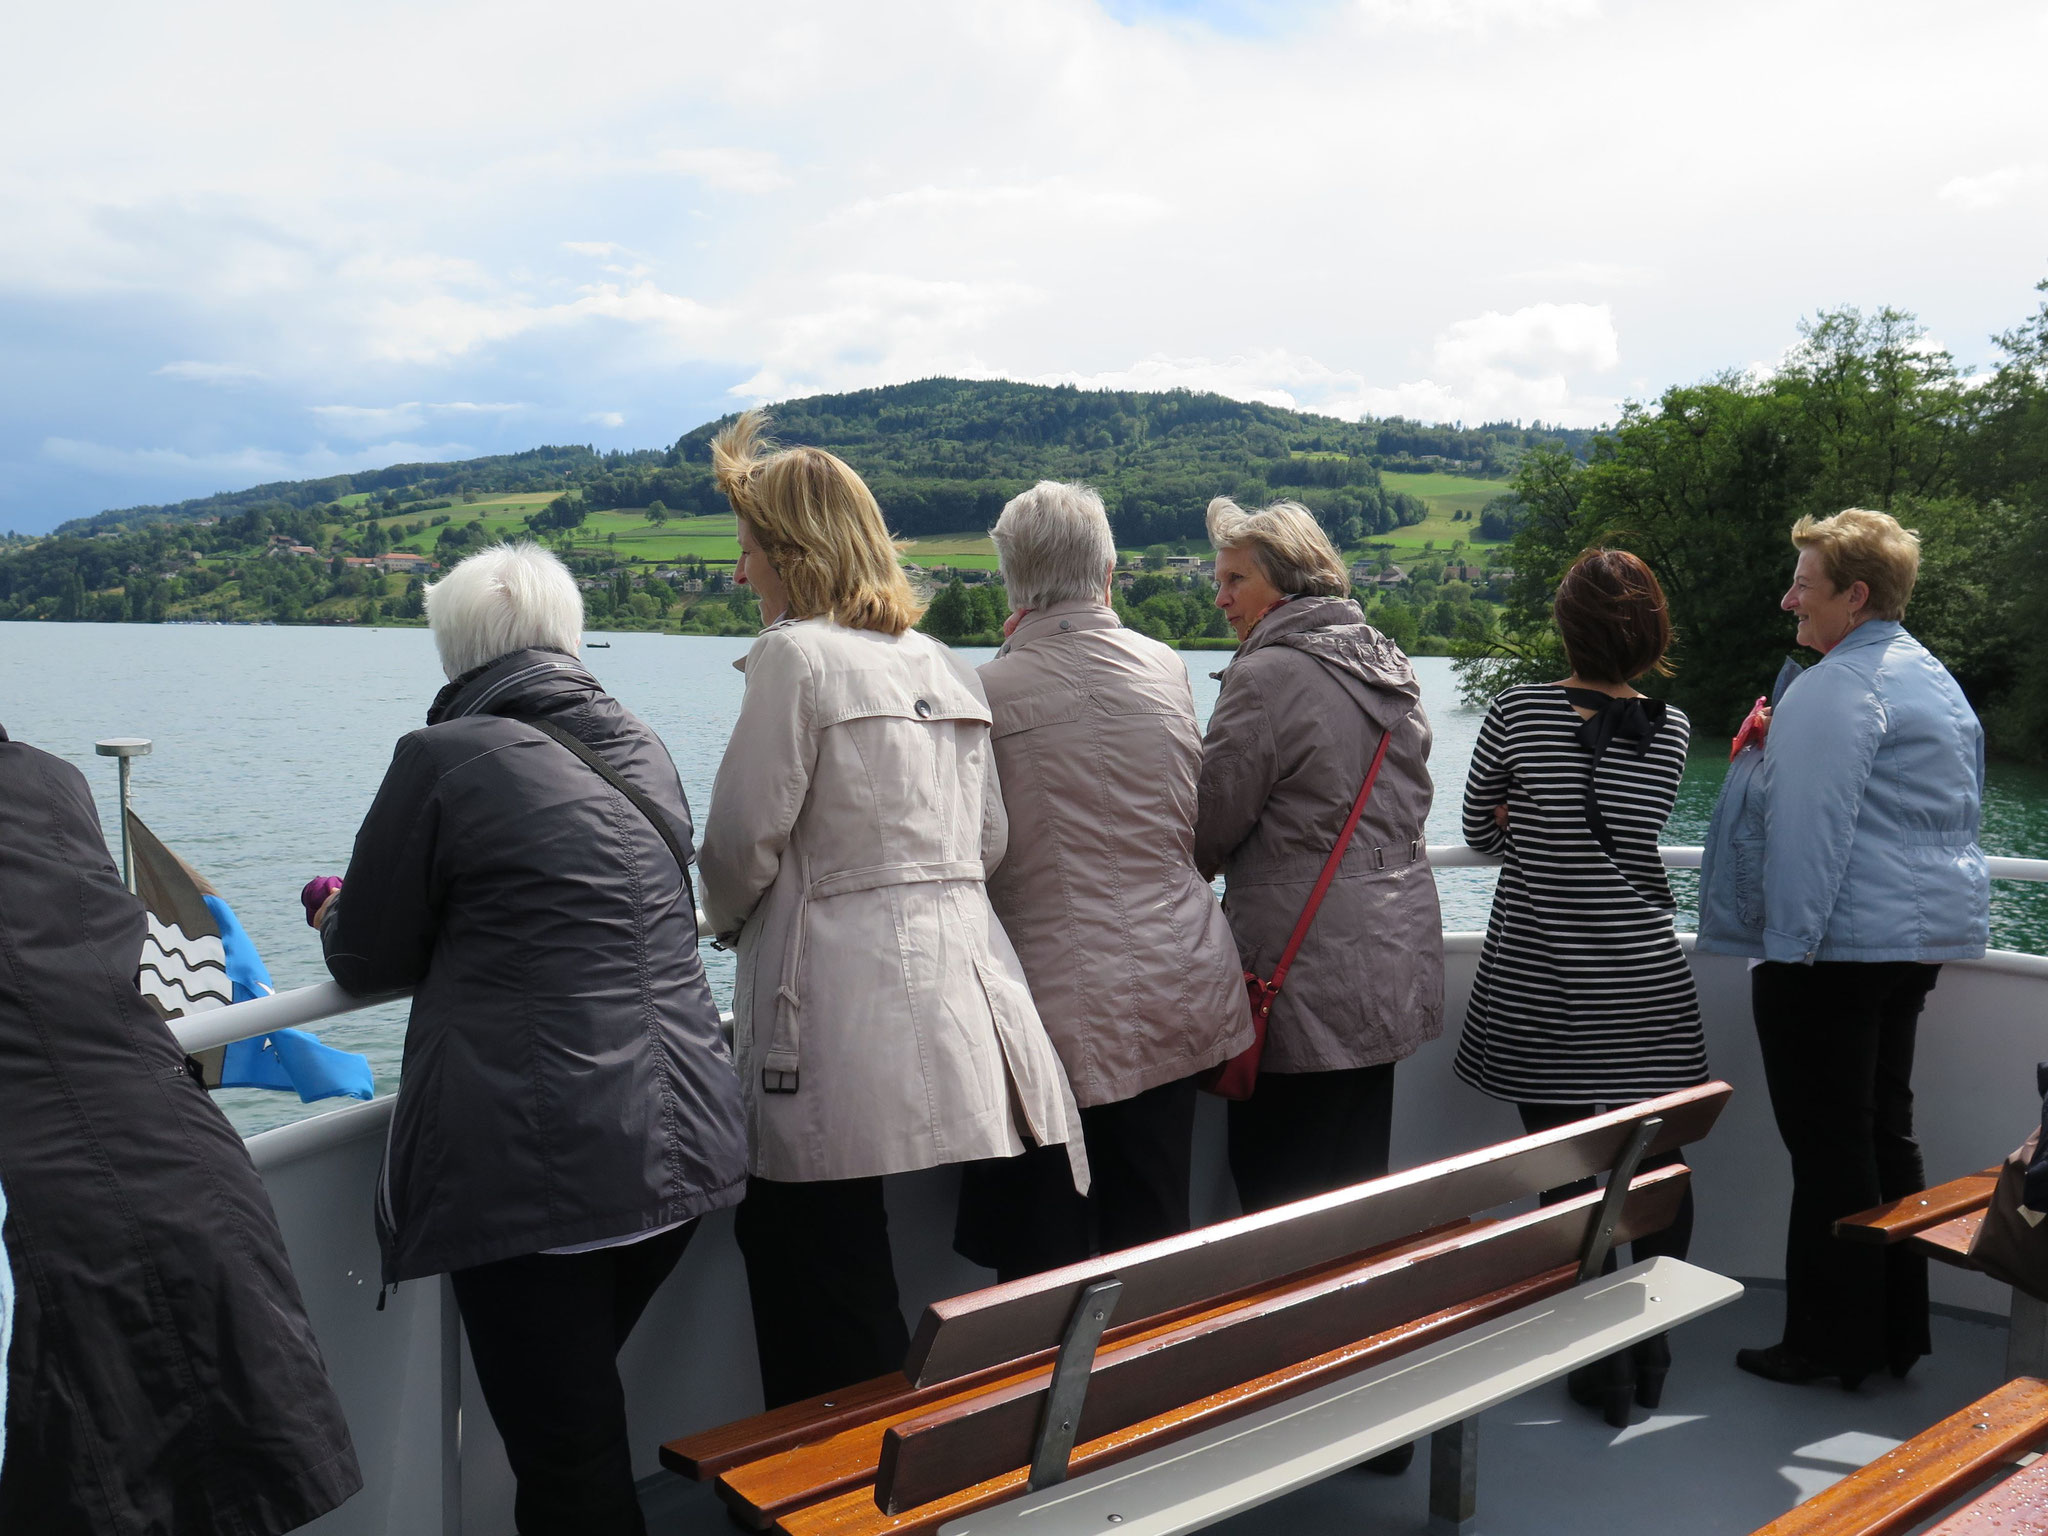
[323,649,749,1282]
[979,603,1254,1107]
[1194,597,1445,1073]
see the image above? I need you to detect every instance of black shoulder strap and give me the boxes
[526,718,697,911]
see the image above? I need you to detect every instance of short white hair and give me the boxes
[425,543,583,680]
[990,481,1116,609]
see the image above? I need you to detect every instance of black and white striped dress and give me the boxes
[1453,684,1707,1105]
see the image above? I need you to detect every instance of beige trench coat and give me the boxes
[978,603,1253,1106]
[699,618,1086,1187]
[1195,596,1445,1073]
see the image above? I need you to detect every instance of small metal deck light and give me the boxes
[95,738,152,893]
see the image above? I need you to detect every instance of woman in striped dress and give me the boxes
[1454,548,1707,1424]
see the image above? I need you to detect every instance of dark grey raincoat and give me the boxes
[322,648,748,1283]
[1194,596,1445,1072]
[0,725,360,1536]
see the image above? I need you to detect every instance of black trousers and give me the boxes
[954,1075,1200,1281]
[1516,1102,1694,1265]
[733,1175,913,1409]
[1227,1064,1396,1215]
[450,1222,696,1536]
[1753,960,1938,1374]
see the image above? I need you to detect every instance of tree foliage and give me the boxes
[1458,284,2048,756]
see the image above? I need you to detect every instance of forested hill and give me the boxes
[57,379,1591,547]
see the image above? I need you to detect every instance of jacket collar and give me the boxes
[998,600,1119,655]
[1815,618,1904,665]
[427,647,598,724]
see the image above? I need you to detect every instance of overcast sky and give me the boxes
[3,0,2044,531]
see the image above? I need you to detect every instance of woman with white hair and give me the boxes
[698,415,1084,1408]
[315,543,748,1536]
[952,481,1253,1281]
[1196,498,1444,1215]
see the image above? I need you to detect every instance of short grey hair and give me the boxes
[990,481,1117,609]
[424,543,583,680]
[1205,497,1348,597]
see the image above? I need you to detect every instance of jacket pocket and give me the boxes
[1731,836,1766,930]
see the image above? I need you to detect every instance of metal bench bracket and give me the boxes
[1579,1117,1661,1282]
[1028,1278,1123,1491]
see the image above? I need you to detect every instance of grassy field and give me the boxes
[1372,471,1514,555]
[315,470,1518,573]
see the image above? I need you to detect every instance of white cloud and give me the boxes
[1938,164,2047,211]
[586,411,626,427]
[156,360,264,384]
[4,0,2047,527]
[1351,0,1599,31]
[1434,303,1619,376]
[654,147,790,192]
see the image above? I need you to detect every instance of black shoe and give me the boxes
[1358,1442,1415,1475]
[1567,1351,1637,1428]
[1632,1333,1672,1409]
[1734,1343,1867,1391]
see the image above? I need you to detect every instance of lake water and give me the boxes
[8,621,2047,1135]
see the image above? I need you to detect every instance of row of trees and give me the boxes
[1463,279,2048,756]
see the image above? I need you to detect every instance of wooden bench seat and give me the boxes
[1751,1376,2048,1536]
[659,1082,1738,1534]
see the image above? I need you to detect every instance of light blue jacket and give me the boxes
[1695,621,1988,964]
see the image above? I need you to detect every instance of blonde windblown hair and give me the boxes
[1790,507,1922,621]
[1205,497,1349,597]
[711,410,923,635]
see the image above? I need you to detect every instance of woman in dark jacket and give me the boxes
[0,723,360,1536]
[1194,498,1444,1216]
[319,543,748,1536]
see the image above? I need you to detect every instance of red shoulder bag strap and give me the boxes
[1264,723,1396,998]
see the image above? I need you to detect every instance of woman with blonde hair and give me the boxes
[1695,508,1988,1390]
[698,412,1086,1408]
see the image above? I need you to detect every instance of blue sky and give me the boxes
[3,0,2045,532]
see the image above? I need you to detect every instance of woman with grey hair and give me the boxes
[1196,498,1444,1215]
[954,481,1253,1279]
[315,543,748,1536]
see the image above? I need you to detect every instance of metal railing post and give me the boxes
[94,738,151,893]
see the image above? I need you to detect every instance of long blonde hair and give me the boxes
[711,410,922,635]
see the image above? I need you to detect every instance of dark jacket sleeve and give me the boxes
[1195,664,1280,878]
[322,731,444,995]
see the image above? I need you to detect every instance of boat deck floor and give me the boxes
[638,1281,2018,1535]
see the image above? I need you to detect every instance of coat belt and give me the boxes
[760,859,988,1092]
[808,859,985,899]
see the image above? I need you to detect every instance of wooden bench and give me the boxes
[1834,1166,2048,1376]
[661,1082,1741,1535]
[1749,1376,2048,1536]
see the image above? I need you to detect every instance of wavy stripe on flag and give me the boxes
[139,964,233,1013]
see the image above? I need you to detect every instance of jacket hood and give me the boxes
[427,647,599,725]
[1239,595,1420,730]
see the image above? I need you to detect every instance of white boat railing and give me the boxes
[176,846,2048,1062]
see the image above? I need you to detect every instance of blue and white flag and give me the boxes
[130,812,374,1104]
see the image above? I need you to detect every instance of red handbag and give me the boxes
[1200,726,1397,1101]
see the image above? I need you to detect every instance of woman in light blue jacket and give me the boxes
[1698,507,1987,1391]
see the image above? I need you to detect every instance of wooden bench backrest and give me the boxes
[877,1162,1691,1513]
[906,1082,1728,1386]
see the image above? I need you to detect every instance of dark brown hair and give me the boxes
[1553,548,1673,683]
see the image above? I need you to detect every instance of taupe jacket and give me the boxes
[979,603,1254,1107]
[1194,596,1444,1073]
[700,618,1086,1188]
